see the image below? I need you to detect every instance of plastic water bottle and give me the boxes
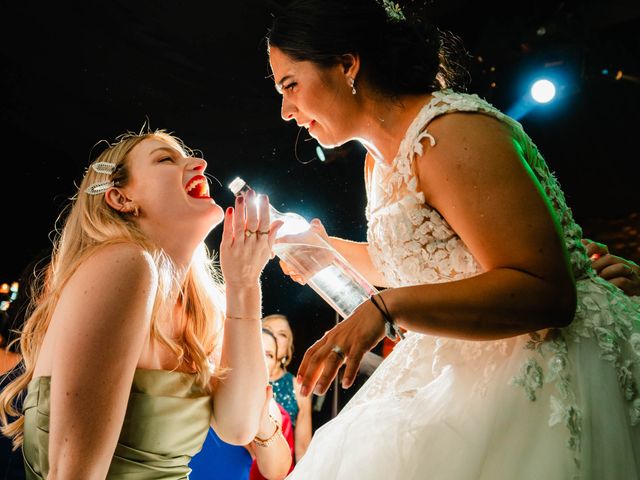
[228,177,378,319]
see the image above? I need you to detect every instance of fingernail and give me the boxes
[226,207,233,215]
[314,384,324,395]
[300,385,308,397]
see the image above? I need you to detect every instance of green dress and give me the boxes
[22,369,212,479]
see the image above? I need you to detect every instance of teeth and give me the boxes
[186,178,205,192]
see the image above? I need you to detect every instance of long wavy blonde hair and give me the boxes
[0,129,226,449]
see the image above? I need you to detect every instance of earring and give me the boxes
[123,204,139,216]
[348,77,356,95]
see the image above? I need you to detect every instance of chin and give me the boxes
[209,204,225,226]
[316,137,344,149]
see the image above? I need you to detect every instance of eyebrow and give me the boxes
[274,74,293,93]
[149,146,179,156]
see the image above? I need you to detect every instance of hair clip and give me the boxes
[85,161,117,195]
[91,161,117,175]
[85,181,115,195]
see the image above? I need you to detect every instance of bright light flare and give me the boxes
[530,79,556,104]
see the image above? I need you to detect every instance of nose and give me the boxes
[190,157,207,172]
[280,96,296,122]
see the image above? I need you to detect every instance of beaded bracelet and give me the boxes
[253,414,281,447]
[369,293,404,341]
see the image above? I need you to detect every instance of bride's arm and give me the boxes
[323,225,389,288]
[295,112,577,397]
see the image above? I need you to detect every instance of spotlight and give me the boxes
[530,79,556,104]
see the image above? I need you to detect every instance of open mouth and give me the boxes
[185,175,210,198]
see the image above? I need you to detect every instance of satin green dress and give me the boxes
[22,369,212,479]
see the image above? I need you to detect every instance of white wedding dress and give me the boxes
[287,90,640,479]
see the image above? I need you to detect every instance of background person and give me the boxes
[582,238,640,296]
[261,314,312,463]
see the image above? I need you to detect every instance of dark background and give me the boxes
[1,0,639,421]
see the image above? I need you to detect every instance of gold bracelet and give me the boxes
[252,414,281,447]
[225,315,261,321]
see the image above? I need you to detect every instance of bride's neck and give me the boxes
[358,92,433,165]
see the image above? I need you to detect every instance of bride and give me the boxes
[264,0,640,478]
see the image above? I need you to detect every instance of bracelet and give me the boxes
[225,315,261,321]
[252,414,281,447]
[370,293,404,341]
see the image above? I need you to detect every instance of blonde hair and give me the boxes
[0,129,226,449]
[262,314,294,369]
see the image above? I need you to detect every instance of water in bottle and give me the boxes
[228,176,378,319]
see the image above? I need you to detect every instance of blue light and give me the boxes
[530,79,556,103]
[315,145,326,162]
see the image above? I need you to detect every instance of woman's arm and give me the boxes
[212,192,282,445]
[246,391,293,480]
[292,380,312,462]
[296,111,577,397]
[48,244,157,479]
[278,219,389,288]
[326,234,389,288]
[401,111,577,334]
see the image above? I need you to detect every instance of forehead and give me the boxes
[264,317,292,333]
[268,46,292,73]
[262,332,277,348]
[269,47,315,84]
[129,136,185,160]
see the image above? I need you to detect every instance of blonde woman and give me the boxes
[0,128,283,479]
[261,314,312,463]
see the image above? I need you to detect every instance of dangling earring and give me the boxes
[124,204,139,217]
[348,77,356,95]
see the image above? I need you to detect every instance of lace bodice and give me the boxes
[366,89,592,288]
[360,90,640,461]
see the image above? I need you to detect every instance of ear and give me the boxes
[339,53,360,79]
[104,187,132,213]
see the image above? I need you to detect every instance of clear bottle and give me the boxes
[228,176,378,319]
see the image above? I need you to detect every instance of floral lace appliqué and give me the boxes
[365,89,640,468]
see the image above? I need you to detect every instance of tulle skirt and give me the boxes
[287,278,640,479]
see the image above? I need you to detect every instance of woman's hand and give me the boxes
[278,218,331,285]
[296,298,386,397]
[255,385,282,438]
[582,238,640,296]
[220,190,283,286]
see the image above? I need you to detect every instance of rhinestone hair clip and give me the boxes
[85,161,117,195]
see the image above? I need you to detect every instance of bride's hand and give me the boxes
[295,298,387,397]
[277,218,331,286]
